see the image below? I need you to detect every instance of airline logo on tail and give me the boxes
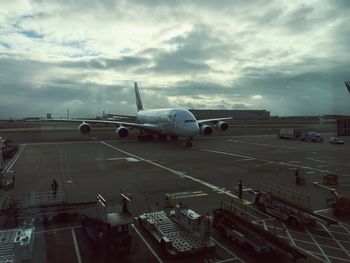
[134,82,144,111]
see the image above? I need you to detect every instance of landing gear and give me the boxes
[138,131,153,141]
[185,137,193,148]
[170,135,178,140]
[158,134,167,141]
[186,141,193,148]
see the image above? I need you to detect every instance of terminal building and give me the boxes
[189,110,270,120]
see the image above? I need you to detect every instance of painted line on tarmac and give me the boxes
[339,222,350,235]
[307,158,330,163]
[35,225,81,234]
[320,223,350,259]
[6,144,25,172]
[281,222,296,246]
[227,139,298,150]
[314,208,333,213]
[200,147,350,176]
[101,141,240,199]
[166,191,208,199]
[200,148,254,160]
[311,251,350,263]
[131,224,164,263]
[71,228,82,263]
[24,141,100,146]
[304,227,331,263]
[210,237,245,262]
[266,222,350,246]
[213,258,241,263]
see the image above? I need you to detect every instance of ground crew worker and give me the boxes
[51,179,58,197]
[238,179,243,199]
[295,169,300,185]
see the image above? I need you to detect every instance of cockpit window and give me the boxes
[184,120,196,123]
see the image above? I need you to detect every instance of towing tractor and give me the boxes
[0,169,15,190]
[80,194,133,257]
[330,191,350,216]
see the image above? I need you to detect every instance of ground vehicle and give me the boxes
[213,200,306,260]
[81,194,133,257]
[1,139,19,160]
[329,191,350,216]
[277,128,298,140]
[329,136,344,144]
[0,169,15,190]
[299,131,323,142]
[138,202,215,256]
[0,221,35,262]
[256,184,337,226]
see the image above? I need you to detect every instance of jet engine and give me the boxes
[200,125,213,135]
[116,126,128,138]
[215,121,229,131]
[79,123,91,134]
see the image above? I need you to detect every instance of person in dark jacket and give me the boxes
[238,179,243,199]
[52,179,58,197]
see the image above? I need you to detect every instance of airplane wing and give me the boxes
[197,117,233,124]
[44,119,162,132]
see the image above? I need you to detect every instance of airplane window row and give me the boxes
[184,120,196,123]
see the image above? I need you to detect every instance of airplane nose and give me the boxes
[189,123,199,136]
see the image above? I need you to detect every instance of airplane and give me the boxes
[318,117,336,125]
[51,82,232,147]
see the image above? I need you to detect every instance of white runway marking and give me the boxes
[6,144,25,172]
[35,225,81,234]
[95,157,140,162]
[166,191,208,199]
[210,237,245,262]
[320,223,350,259]
[281,222,296,246]
[227,139,298,150]
[200,148,255,160]
[200,147,350,176]
[314,208,332,213]
[71,228,82,263]
[132,224,164,263]
[305,227,331,263]
[307,158,329,163]
[101,141,239,199]
[24,141,100,146]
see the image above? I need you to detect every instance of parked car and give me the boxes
[329,137,344,144]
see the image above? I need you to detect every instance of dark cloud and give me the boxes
[149,81,232,96]
[58,56,150,71]
[20,30,44,39]
[1,1,350,118]
[139,25,234,75]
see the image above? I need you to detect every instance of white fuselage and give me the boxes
[136,108,200,137]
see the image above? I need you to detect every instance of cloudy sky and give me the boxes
[0,0,349,118]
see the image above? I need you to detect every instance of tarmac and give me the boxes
[1,120,350,263]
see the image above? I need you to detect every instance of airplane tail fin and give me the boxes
[134,82,144,111]
[345,81,350,94]
[319,117,325,125]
